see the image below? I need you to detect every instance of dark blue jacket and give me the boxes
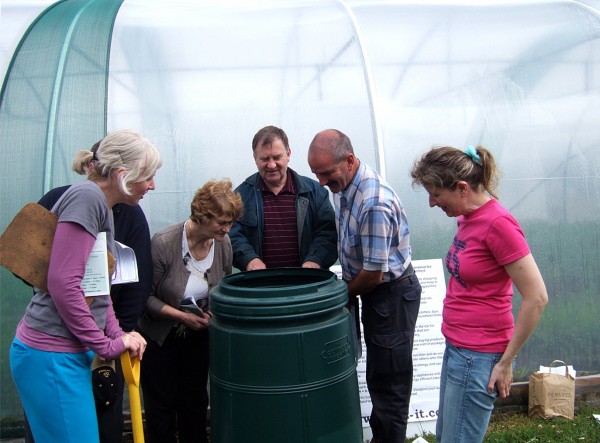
[230,169,338,271]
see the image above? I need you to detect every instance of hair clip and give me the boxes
[91,141,100,161]
[464,145,481,164]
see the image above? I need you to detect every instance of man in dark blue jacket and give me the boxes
[230,126,337,271]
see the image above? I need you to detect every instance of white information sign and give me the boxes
[408,259,446,422]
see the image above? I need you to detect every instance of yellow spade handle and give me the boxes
[120,352,144,443]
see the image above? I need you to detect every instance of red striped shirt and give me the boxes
[260,171,299,268]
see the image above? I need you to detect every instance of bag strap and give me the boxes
[549,360,568,375]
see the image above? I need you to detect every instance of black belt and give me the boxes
[379,263,414,289]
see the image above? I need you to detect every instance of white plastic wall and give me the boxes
[1,0,599,429]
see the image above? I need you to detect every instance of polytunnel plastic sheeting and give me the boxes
[0,0,122,420]
[1,0,600,427]
[350,1,600,226]
[107,0,378,231]
[0,0,123,214]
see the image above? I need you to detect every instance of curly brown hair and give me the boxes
[190,178,243,225]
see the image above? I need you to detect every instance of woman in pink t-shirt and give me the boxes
[411,145,548,443]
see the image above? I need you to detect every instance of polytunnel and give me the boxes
[1,0,600,437]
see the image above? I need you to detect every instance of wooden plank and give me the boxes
[0,203,57,293]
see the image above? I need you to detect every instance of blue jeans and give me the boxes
[436,342,507,443]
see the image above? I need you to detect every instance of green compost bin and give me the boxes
[209,268,362,443]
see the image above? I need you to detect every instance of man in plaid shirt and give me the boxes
[308,129,421,443]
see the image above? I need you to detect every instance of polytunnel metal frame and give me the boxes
[0,0,124,196]
[40,0,116,191]
[1,0,600,434]
[339,0,386,178]
[3,0,600,189]
[0,0,389,183]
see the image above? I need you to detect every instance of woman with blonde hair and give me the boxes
[138,178,243,443]
[10,129,162,443]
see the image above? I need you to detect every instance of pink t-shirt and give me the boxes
[442,199,530,353]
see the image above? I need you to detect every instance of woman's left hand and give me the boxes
[122,331,147,360]
[181,311,211,330]
[488,361,513,398]
[488,253,548,399]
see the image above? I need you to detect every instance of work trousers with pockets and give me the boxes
[361,273,421,443]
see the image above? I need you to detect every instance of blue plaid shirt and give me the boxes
[334,161,412,283]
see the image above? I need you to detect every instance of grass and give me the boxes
[412,406,600,442]
[102,407,600,443]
